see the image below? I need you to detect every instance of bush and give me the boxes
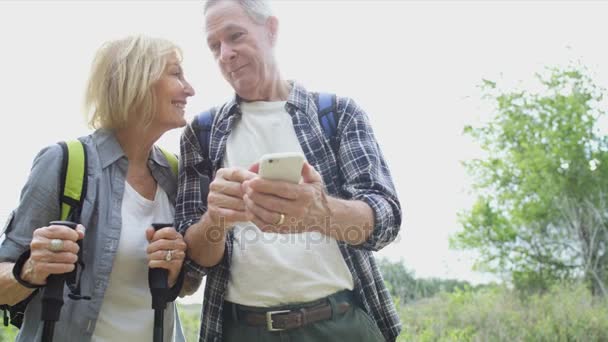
[177,303,201,342]
[398,282,608,341]
[0,323,18,342]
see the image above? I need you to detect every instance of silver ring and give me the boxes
[49,239,64,252]
[165,250,173,262]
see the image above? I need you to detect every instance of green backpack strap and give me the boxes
[158,147,178,177]
[58,140,87,222]
[0,141,87,330]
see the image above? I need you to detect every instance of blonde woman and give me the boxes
[0,35,194,341]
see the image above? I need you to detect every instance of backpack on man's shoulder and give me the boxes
[195,93,340,160]
[193,92,340,207]
[0,140,177,329]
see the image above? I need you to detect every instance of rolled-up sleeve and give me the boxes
[175,123,206,235]
[175,121,226,278]
[0,145,63,262]
[336,97,402,252]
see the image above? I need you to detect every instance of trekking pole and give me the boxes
[41,221,77,342]
[148,223,172,342]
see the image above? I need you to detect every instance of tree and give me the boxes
[452,66,608,295]
[556,194,608,296]
[377,259,472,302]
[378,258,417,302]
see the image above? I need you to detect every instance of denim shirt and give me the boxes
[0,129,185,342]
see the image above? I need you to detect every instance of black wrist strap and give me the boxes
[12,249,45,289]
[167,266,185,302]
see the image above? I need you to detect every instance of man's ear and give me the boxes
[266,16,279,45]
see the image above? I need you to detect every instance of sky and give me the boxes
[2,1,608,305]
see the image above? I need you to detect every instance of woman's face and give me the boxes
[152,52,195,130]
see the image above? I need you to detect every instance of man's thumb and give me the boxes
[249,162,260,174]
[302,162,322,184]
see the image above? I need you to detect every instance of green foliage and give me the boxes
[378,258,417,302]
[398,283,608,341]
[453,65,608,293]
[378,258,473,304]
[177,303,201,342]
[0,323,17,342]
[6,284,606,342]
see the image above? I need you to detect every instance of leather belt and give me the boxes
[225,300,352,332]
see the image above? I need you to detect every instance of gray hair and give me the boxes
[204,0,273,24]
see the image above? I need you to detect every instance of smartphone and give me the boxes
[258,152,305,184]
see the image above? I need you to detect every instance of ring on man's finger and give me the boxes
[275,213,285,225]
[165,250,173,262]
[48,239,64,252]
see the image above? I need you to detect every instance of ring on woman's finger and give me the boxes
[165,250,173,262]
[48,239,64,252]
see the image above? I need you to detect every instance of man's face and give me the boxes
[205,1,276,100]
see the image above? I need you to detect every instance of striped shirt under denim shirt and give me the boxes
[176,81,402,342]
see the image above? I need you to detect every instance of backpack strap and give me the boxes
[58,140,91,301]
[2,141,89,329]
[194,109,216,209]
[158,148,178,176]
[196,109,216,163]
[315,92,340,152]
[58,141,87,222]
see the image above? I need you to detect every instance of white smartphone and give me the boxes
[258,152,305,184]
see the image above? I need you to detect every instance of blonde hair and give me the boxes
[84,35,181,130]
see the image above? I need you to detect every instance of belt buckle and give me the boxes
[265,309,290,331]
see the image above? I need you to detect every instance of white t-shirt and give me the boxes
[92,182,176,342]
[224,100,354,307]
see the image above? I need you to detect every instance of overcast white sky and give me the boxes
[2,1,608,305]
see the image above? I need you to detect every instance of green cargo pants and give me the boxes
[222,290,385,342]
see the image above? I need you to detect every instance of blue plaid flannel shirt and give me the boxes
[176,82,402,341]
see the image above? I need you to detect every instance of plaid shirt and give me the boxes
[176,82,402,342]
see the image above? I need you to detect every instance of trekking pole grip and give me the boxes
[149,223,172,342]
[149,223,172,310]
[41,221,77,342]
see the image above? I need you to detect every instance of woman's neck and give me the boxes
[114,127,159,167]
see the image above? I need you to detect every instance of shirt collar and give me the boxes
[92,129,171,169]
[285,80,310,113]
[150,145,172,169]
[93,129,124,169]
[219,80,310,120]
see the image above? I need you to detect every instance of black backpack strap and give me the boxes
[1,297,32,328]
[194,109,216,209]
[315,92,340,154]
[1,304,8,326]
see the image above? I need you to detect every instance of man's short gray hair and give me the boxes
[204,0,273,24]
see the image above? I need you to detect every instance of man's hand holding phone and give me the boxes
[244,152,331,233]
[204,167,257,232]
